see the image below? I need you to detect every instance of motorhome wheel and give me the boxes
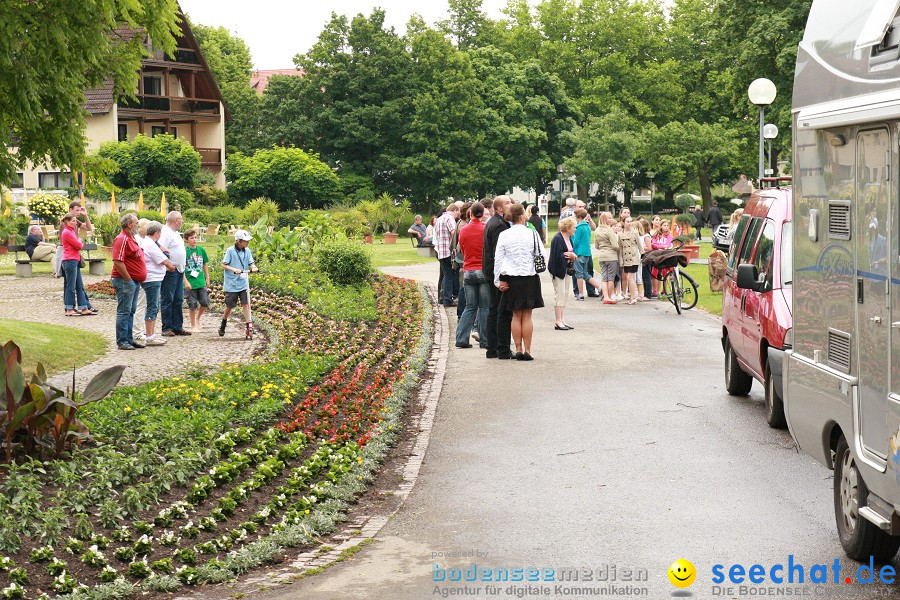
[765,364,786,428]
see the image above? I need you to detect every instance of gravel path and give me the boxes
[0,273,267,391]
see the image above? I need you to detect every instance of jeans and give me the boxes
[112,277,139,347]
[642,264,653,298]
[160,270,185,332]
[439,257,455,305]
[456,270,490,347]
[61,259,92,310]
[485,284,513,356]
[142,280,162,321]
[456,269,466,317]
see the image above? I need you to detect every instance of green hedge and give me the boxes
[275,209,305,230]
[315,241,372,286]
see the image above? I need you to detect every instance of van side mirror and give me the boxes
[736,263,763,292]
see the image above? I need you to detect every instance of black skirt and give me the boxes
[499,274,544,311]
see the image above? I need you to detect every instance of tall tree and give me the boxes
[0,0,180,183]
[438,0,496,50]
[191,23,262,156]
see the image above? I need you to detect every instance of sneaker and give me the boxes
[131,340,146,349]
[145,336,166,346]
[218,321,227,337]
[575,294,585,301]
[118,344,135,351]
[485,350,498,359]
[471,331,480,342]
[133,334,146,343]
[173,330,192,336]
[161,330,176,337]
[455,343,472,349]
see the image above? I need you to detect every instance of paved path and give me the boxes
[0,274,265,390]
[245,261,894,600]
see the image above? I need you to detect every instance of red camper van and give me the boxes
[722,181,793,428]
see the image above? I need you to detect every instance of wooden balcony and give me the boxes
[142,46,203,69]
[117,95,220,118]
[197,148,222,167]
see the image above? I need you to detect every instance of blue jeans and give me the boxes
[160,270,184,332]
[112,277,139,347]
[456,270,490,347]
[62,259,92,310]
[456,269,466,317]
[142,280,162,321]
[439,257,455,305]
[573,256,597,296]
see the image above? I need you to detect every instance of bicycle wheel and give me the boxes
[677,272,699,310]
[666,269,682,314]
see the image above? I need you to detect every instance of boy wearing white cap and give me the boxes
[219,230,258,336]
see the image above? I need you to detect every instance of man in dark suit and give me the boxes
[482,195,513,359]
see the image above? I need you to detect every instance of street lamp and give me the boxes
[763,123,779,180]
[748,78,777,184]
[647,171,655,216]
[557,164,565,203]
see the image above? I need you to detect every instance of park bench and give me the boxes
[9,245,36,277]
[81,243,107,276]
[409,234,437,257]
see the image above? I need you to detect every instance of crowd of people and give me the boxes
[428,196,732,361]
[48,205,255,350]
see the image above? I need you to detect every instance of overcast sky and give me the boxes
[180,0,515,69]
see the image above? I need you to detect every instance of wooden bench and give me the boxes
[81,243,107,276]
[9,245,35,276]
[410,234,436,257]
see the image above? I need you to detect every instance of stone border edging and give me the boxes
[180,283,448,597]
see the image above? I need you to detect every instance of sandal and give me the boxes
[627,299,637,305]
[65,311,80,317]
[79,309,94,316]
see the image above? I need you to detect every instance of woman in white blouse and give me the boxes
[494,203,548,361]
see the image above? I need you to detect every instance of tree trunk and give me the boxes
[664,189,675,206]
[698,171,713,211]
[623,188,632,209]
[577,183,589,202]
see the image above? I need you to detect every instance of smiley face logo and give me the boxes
[668,559,696,588]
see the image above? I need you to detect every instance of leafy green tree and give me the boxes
[191,23,263,156]
[97,134,201,189]
[226,147,342,210]
[0,0,180,183]
[649,120,741,209]
[438,0,497,49]
[258,75,315,150]
[563,109,643,208]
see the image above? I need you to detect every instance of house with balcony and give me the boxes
[8,13,229,200]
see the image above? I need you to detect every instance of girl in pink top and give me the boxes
[650,220,673,297]
[59,213,96,316]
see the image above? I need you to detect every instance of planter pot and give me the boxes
[0,246,7,255]
[681,245,700,260]
[383,233,399,244]
[364,234,374,244]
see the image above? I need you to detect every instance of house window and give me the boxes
[151,126,166,138]
[170,126,178,139]
[118,124,128,142]
[143,75,162,96]
[10,173,24,188]
[38,172,72,189]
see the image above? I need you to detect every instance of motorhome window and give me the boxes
[727,216,751,272]
[781,222,793,287]
[738,218,765,266]
[754,221,776,287]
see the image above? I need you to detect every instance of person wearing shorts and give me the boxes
[594,212,621,304]
[219,230,258,337]
[571,208,602,300]
[184,229,211,333]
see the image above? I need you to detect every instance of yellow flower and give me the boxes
[124,406,132,412]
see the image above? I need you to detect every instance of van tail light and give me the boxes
[783,328,793,349]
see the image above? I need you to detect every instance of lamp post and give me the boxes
[557,164,565,204]
[748,78,777,184]
[647,171,655,216]
[763,123,779,180]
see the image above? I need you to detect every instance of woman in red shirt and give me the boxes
[59,213,97,316]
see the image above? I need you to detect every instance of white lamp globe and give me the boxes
[748,78,777,106]
[763,124,779,139]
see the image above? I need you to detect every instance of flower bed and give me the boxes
[1,268,429,598]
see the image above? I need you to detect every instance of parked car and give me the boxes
[712,223,732,253]
[721,185,792,428]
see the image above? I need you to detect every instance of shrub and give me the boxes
[226,147,342,210]
[95,213,122,246]
[275,209,304,230]
[330,208,367,239]
[27,193,69,225]
[194,184,228,207]
[675,194,695,213]
[315,241,372,286]
[184,208,212,225]
[241,198,279,226]
[98,134,201,189]
[209,205,243,226]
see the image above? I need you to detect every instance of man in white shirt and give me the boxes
[159,211,190,336]
[139,222,176,345]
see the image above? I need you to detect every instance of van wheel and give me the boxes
[764,364,786,428]
[833,436,900,561]
[724,337,752,396]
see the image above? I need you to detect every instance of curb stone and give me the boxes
[178,283,448,598]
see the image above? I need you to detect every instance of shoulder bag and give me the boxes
[532,231,546,273]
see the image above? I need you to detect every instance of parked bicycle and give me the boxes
[642,240,700,315]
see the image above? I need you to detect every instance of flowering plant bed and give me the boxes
[0,263,429,597]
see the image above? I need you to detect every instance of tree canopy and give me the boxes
[226,147,342,210]
[0,0,180,184]
[97,134,201,189]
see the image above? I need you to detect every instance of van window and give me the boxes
[738,217,764,266]
[754,221,776,288]
[781,222,792,287]
[727,216,752,271]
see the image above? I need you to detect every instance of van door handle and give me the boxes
[891,321,900,328]
[870,316,882,324]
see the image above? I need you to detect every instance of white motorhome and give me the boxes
[787,0,900,561]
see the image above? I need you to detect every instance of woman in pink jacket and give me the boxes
[59,213,96,316]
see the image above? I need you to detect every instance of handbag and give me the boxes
[78,253,85,269]
[532,231,546,273]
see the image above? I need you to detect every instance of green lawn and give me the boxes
[0,319,107,376]
[684,241,724,316]
[367,238,436,268]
